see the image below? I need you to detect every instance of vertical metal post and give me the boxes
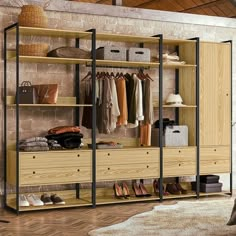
[3,26,7,209]
[175,46,179,124]
[16,23,20,214]
[89,29,96,207]
[75,38,80,125]
[158,34,163,201]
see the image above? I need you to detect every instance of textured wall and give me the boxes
[0,1,235,204]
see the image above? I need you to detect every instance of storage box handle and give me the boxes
[135,51,144,55]
[110,49,120,53]
[173,130,180,133]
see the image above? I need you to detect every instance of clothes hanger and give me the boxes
[81,71,92,81]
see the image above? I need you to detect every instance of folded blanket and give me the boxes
[19,141,48,148]
[20,137,48,143]
[48,126,81,135]
[20,146,49,152]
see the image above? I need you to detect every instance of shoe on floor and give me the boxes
[41,193,53,205]
[19,194,30,207]
[27,194,44,206]
[51,194,65,205]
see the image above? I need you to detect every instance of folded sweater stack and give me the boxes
[46,126,83,149]
[19,137,49,151]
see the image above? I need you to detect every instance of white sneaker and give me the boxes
[27,194,44,206]
[19,194,30,207]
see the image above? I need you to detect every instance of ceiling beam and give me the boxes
[179,0,226,13]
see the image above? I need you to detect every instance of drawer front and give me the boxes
[163,147,196,162]
[96,148,159,165]
[200,159,230,175]
[97,163,159,181]
[19,151,91,169]
[163,161,196,177]
[200,146,230,161]
[20,166,92,186]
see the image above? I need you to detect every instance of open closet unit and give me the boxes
[3,23,232,214]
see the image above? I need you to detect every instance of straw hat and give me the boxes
[165,93,186,106]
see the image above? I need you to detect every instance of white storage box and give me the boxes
[165,125,188,146]
[127,47,150,62]
[151,125,188,147]
[96,46,126,61]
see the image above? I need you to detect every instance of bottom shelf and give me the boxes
[5,188,232,212]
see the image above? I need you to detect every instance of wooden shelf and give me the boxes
[163,63,196,68]
[163,38,197,45]
[8,26,92,39]
[7,96,92,107]
[95,59,159,68]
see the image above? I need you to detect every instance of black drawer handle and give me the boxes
[146,152,149,155]
[77,169,80,172]
[107,153,110,156]
[214,162,217,164]
[77,154,80,157]
[214,149,216,152]
[147,165,149,168]
[179,150,181,153]
[33,156,36,159]
[108,167,110,170]
[179,163,181,166]
[33,171,36,174]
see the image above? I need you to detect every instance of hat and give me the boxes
[165,93,186,106]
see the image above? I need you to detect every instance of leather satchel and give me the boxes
[33,84,58,104]
[18,81,37,104]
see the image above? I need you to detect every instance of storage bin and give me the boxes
[127,47,150,62]
[191,182,222,193]
[96,46,126,61]
[165,125,188,147]
[200,175,220,184]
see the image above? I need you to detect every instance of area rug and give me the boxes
[88,199,236,236]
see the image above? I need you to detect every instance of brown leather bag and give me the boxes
[33,84,58,104]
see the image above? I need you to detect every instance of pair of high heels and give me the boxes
[113,182,130,199]
[132,182,152,197]
[166,183,188,195]
[153,179,169,196]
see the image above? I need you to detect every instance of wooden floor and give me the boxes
[0,194,234,236]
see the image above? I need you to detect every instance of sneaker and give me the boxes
[41,193,53,205]
[27,194,44,206]
[19,194,30,207]
[51,194,65,205]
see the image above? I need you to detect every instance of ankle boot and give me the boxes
[166,183,181,195]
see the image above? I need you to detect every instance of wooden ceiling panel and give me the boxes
[70,0,236,18]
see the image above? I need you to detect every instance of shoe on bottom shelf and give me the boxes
[27,194,44,206]
[51,194,65,205]
[41,193,53,205]
[19,194,30,207]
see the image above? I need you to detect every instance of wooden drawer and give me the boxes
[96,148,159,165]
[163,161,196,177]
[200,146,230,161]
[163,147,196,162]
[200,159,230,174]
[97,162,159,181]
[20,166,92,186]
[19,150,91,169]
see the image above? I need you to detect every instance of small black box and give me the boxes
[191,182,222,193]
[200,175,219,184]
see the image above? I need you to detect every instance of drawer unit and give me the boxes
[19,150,91,169]
[20,166,92,186]
[96,148,159,165]
[163,147,196,177]
[163,161,196,177]
[97,162,159,181]
[200,146,230,174]
[163,147,196,162]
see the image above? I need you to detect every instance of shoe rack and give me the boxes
[3,23,232,214]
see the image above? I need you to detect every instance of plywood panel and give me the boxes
[200,42,231,146]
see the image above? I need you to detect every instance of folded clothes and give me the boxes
[48,126,81,135]
[20,137,48,143]
[20,146,49,152]
[46,132,83,149]
[19,141,48,148]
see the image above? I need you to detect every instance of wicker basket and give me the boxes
[18,5,48,28]
[19,44,49,57]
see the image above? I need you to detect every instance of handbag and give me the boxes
[18,81,37,104]
[33,84,58,104]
